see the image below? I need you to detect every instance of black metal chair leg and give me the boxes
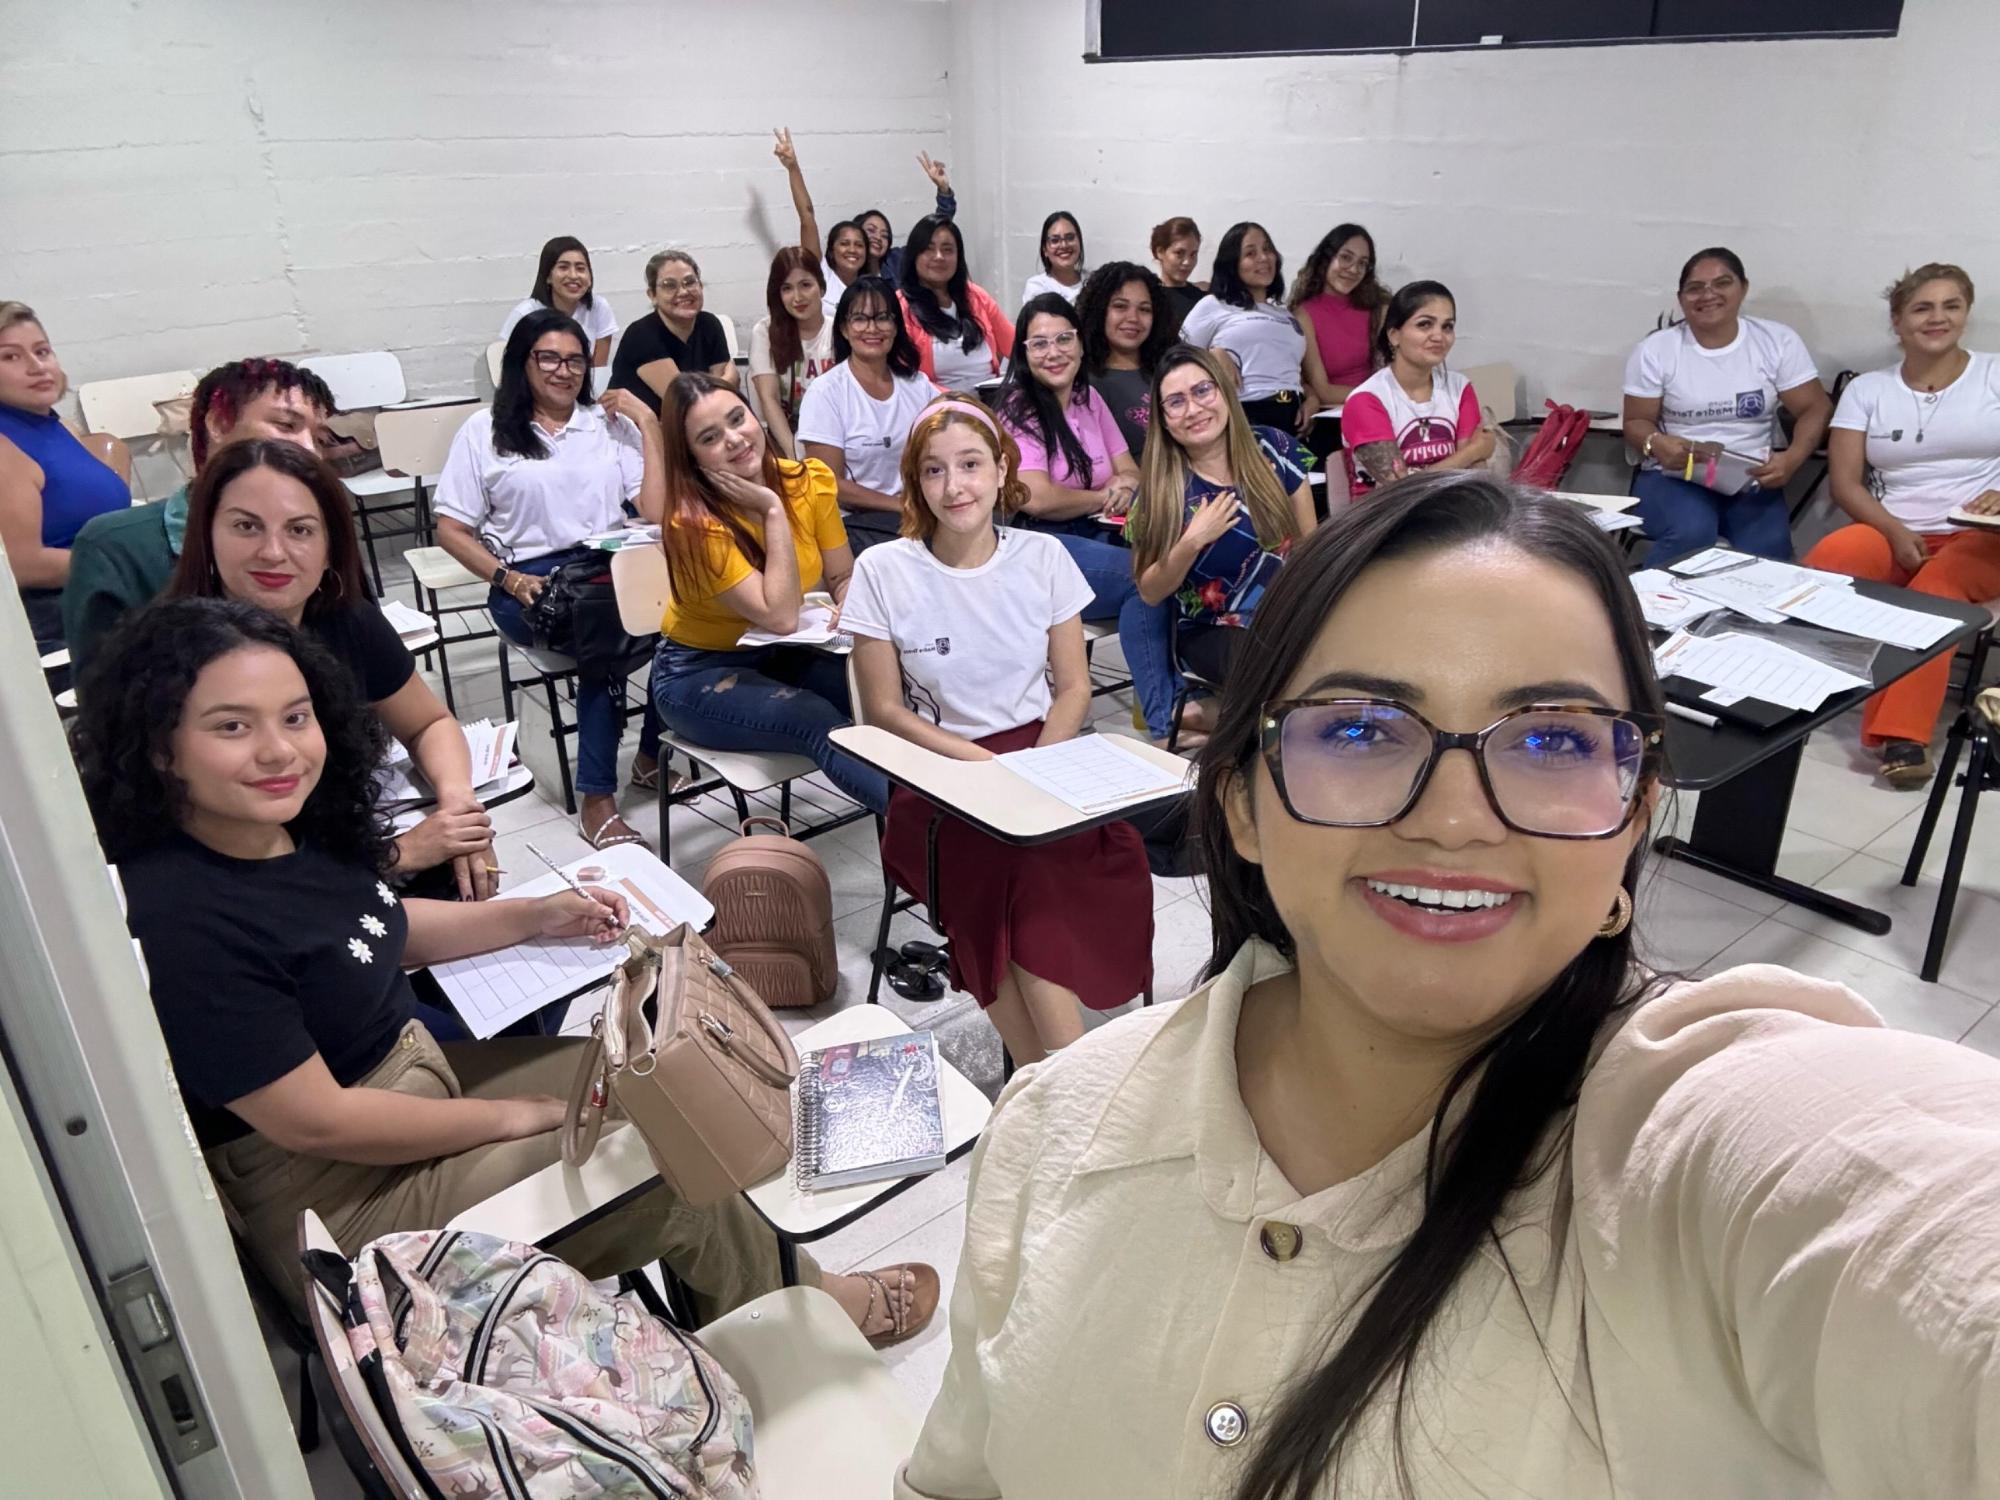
[498,640,516,722]
[1166,687,1188,753]
[547,676,576,815]
[729,787,752,825]
[779,781,792,829]
[1921,728,1989,983]
[356,501,385,598]
[297,1354,319,1452]
[1903,713,1969,886]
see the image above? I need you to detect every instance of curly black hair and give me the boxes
[1077,260,1175,381]
[71,598,392,870]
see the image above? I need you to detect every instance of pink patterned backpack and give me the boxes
[306,1228,758,1497]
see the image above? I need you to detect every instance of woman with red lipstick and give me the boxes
[0,301,131,652]
[75,596,936,1344]
[901,473,2000,1500]
[1804,262,2000,787]
[169,439,503,901]
[845,395,1152,1064]
[1622,247,1832,566]
[749,246,833,458]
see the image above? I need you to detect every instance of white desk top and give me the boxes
[447,1003,990,1246]
[388,762,535,833]
[830,724,1191,844]
[1311,403,1346,421]
[1547,489,1638,514]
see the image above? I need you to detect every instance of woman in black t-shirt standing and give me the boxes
[72,598,940,1342]
[165,439,498,900]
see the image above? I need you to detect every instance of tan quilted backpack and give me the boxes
[699,816,838,1007]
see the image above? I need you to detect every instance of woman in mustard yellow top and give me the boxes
[649,373,889,811]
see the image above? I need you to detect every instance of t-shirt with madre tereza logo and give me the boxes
[1623,316,1820,464]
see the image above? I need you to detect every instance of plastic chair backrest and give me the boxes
[76,369,200,439]
[1458,362,1518,426]
[374,401,480,480]
[484,341,505,387]
[296,1211,424,1497]
[713,311,742,364]
[609,542,670,635]
[299,351,407,411]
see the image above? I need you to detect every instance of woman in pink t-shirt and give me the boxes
[1291,223,1389,403]
[1342,280,1494,496]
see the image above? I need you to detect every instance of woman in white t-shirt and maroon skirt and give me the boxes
[1804,261,2000,787]
[1341,280,1494,497]
[843,396,1153,1066]
[1620,248,1833,565]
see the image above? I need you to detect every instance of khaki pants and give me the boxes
[207,1020,817,1324]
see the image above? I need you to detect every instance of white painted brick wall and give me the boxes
[950,0,2000,412]
[1,0,956,401]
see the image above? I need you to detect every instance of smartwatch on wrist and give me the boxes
[491,564,509,589]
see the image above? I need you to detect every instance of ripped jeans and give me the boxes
[650,639,890,813]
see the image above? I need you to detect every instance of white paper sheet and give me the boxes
[1766,582,1960,651]
[375,719,520,805]
[427,842,714,1039]
[1548,490,1640,514]
[1653,630,1871,713]
[379,599,435,641]
[996,735,1190,814]
[1628,570,1725,630]
[737,602,854,651]
[1667,547,1746,576]
[1679,558,1854,623]
[1590,511,1644,533]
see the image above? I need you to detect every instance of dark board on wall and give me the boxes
[1091,0,1902,60]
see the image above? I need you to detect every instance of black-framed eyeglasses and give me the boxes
[530,351,589,375]
[1258,698,1662,839]
[845,311,900,330]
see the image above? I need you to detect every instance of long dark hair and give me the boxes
[1375,279,1457,367]
[996,294,1097,488]
[72,597,391,870]
[1077,261,1173,379]
[492,308,595,460]
[1198,474,1670,1500]
[168,440,370,619]
[897,214,982,352]
[656,372,805,602]
[764,246,826,373]
[831,276,922,378]
[1037,210,1084,275]
[1209,221,1283,310]
[1290,222,1389,313]
[529,235,596,310]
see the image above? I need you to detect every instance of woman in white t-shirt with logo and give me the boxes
[1019,212,1087,307]
[497,236,618,368]
[1177,222,1324,436]
[844,395,1153,1066]
[1621,248,1833,565]
[796,276,941,553]
[749,247,834,460]
[1341,280,1493,496]
[1804,261,2000,787]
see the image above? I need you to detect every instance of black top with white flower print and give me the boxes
[122,834,415,1148]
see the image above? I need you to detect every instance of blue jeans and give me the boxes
[651,640,889,813]
[1028,525,1179,741]
[1631,468,1794,567]
[488,548,659,798]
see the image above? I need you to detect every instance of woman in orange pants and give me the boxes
[1803,261,2000,787]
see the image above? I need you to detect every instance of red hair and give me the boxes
[764,247,826,373]
[657,373,808,602]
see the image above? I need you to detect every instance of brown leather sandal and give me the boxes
[853,1262,940,1349]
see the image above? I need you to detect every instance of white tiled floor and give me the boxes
[297,585,2000,1494]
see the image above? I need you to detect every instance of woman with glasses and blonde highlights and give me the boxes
[1127,345,1315,698]
[607,249,736,405]
[434,309,668,851]
[900,473,2000,1500]
[845,394,1152,1065]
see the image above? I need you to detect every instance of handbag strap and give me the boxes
[692,946,800,1088]
[738,814,793,839]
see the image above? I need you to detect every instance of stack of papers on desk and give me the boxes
[1590,511,1644,533]
[997,735,1191,814]
[739,602,852,651]
[380,599,436,642]
[1653,630,1870,713]
[1670,555,1854,624]
[1764,581,1959,651]
[584,524,661,551]
[1628,570,1725,630]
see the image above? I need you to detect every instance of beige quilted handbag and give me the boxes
[562,923,798,1206]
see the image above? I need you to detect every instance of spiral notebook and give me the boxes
[793,1031,947,1193]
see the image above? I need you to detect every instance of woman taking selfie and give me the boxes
[1622,248,1832,565]
[167,439,498,900]
[749,246,834,459]
[1804,261,2000,788]
[896,214,1014,392]
[1342,280,1493,495]
[845,396,1152,1065]
[898,474,2000,1498]
[1126,347,1315,693]
[650,373,890,813]
[78,598,936,1341]
[435,309,667,851]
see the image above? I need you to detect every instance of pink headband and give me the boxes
[924,398,1001,440]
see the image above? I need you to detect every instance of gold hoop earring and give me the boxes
[1598,887,1633,939]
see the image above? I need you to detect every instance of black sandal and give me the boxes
[876,944,947,1000]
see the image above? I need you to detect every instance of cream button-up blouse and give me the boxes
[898,939,2000,1499]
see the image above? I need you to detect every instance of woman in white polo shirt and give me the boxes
[1177,222,1324,436]
[1621,248,1833,565]
[1804,261,2000,787]
[434,308,667,851]
[497,236,617,368]
[795,276,940,553]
